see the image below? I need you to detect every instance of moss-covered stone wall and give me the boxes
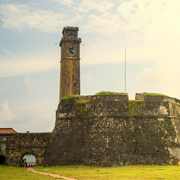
[44,93,180,166]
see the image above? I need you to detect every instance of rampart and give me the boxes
[0,133,52,166]
[44,93,180,166]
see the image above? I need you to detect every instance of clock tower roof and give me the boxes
[60,26,81,46]
[62,26,79,34]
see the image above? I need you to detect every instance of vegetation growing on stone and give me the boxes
[95,91,126,95]
[64,94,80,99]
[143,92,166,96]
[129,100,146,113]
[176,102,180,106]
[129,100,145,106]
[129,116,133,121]
[76,100,90,104]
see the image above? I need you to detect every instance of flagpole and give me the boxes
[125,49,126,93]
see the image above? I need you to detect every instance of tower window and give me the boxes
[68,33,75,38]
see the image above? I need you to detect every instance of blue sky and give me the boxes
[0,0,180,132]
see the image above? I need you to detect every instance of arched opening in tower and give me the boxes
[0,155,6,164]
[22,154,36,167]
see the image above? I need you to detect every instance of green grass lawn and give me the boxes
[0,165,58,179]
[1,165,180,180]
[35,165,180,180]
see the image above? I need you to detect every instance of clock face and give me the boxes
[67,46,75,55]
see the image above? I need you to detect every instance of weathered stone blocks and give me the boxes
[0,133,52,166]
[44,93,180,166]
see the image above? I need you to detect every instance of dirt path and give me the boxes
[27,167,77,180]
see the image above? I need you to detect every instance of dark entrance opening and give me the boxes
[0,155,6,164]
[22,154,36,167]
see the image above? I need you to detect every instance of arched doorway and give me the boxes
[0,155,6,164]
[22,154,36,167]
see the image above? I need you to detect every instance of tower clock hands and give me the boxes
[68,46,75,55]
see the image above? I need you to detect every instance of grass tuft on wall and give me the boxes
[64,94,80,99]
[143,92,166,96]
[76,100,90,104]
[95,91,126,96]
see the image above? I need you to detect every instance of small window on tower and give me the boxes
[68,33,75,38]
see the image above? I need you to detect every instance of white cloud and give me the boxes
[12,100,57,132]
[23,75,34,93]
[117,1,137,21]
[0,4,65,33]
[78,0,114,13]
[0,48,59,78]
[81,12,121,35]
[13,100,57,113]
[12,75,34,95]
[81,72,96,82]
[164,83,180,100]
[43,114,51,120]
[1,1,180,76]
[54,0,73,6]
[0,0,180,38]
[117,0,180,40]
[12,113,54,132]
[0,2,114,34]
[0,101,16,122]
[138,58,180,85]
[136,55,180,99]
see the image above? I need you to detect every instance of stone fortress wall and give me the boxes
[0,133,52,166]
[44,93,180,166]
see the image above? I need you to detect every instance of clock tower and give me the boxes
[59,27,81,102]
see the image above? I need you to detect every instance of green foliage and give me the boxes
[34,165,180,180]
[143,92,166,96]
[95,91,125,95]
[176,102,180,106]
[64,94,80,99]
[76,100,90,104]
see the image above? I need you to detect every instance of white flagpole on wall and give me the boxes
[125,49,126,93]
